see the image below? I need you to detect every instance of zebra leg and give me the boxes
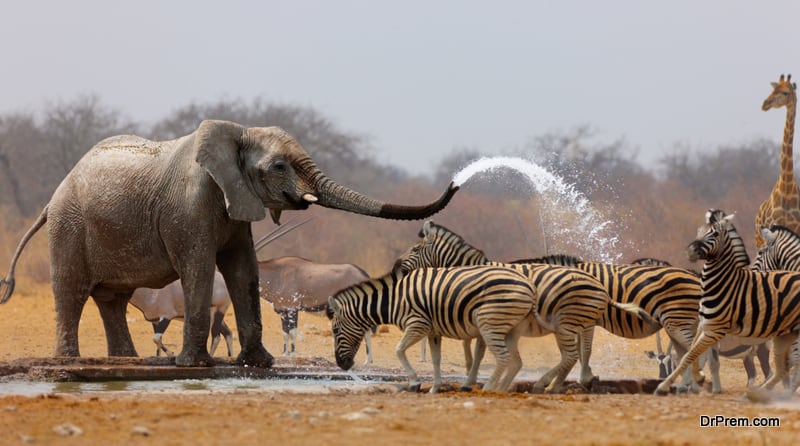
[755,342,773,385]
[419,337,426,363]
[428,335,443,394]
[763,333,794,390]
[742,349,757,387]
[363,329,373,366]
[480,329,512,392]
[707,346,722,393]
[462,337,486,391]
[789,335,800,394]
[577,326,598,387]
[395,325,429,392]
[655,330,722,396]
[497,324,526,392]
[462,339,474,374]
[665,327,703,392]
[534,328,580,393]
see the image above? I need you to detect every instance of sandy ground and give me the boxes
[1,284,799,445]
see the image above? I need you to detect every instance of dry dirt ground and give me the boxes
[1,284,799,445]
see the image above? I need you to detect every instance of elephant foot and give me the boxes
[176,350,215,367]
[237,346,274,368]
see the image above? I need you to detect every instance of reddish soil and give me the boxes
[1,286,799,445]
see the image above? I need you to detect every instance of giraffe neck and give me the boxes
[778,98,797,189]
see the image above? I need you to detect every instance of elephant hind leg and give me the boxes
[94,295,138,357]
[52,284,90,357]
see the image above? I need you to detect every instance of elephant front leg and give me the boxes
[217,245,273,368]
[175,266,216,367]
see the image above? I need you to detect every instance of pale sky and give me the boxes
[1,0,797,175]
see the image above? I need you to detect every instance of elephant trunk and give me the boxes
[295,157,459,220]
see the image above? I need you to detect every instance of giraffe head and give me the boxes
[762,74,797,111]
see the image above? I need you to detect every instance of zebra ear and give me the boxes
[327,297,339,319]
[723,212,735,223]
[761,226,776,244]
[422,220,437,242]
[422,220,433,236]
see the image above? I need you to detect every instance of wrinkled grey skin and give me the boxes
[0,120,458,367]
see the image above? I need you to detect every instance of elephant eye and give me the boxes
[272,161,287,172]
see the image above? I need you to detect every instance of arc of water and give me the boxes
[451,156,624,262]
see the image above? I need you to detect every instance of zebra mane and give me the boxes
[767,224,800,237]
[508,254,583,266]
[630,257,672,267]
[422,221,488,259]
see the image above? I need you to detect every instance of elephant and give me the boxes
[258,256,372,360]
[0,119,458,367]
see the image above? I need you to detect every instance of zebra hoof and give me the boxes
[459,385,473,392]
[407,384,421,393]
[654,388,670,396]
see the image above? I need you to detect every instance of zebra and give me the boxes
[755,224,800,271]
[394,220,644,393]
[645,332,773,387]
[751,224,800,388]
[327,264,538,393]
[515,254,713,392]
[654,210,800,395]
[631,256,774,388]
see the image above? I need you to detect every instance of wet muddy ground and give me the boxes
[1,288,799,445]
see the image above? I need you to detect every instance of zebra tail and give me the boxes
[611,301,659,326]
[530,307,556,333]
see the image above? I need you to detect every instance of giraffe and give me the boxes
[755,73,799,248]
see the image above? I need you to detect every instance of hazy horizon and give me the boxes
[2,1,797,175]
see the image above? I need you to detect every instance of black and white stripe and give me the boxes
[655,210,800,395]
[395,220,626,393]
[515,254,713,392]
[327,265,536,393]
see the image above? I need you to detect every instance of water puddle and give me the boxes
[0,377,387,397]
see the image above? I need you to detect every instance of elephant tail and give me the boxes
[1,206,48,304]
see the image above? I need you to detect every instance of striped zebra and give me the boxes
[654,210,800,395]
[618,255,769,389]
[395,220,640,393]
[327,265,537,393]
[755,225,800,271]
[515,254,713,392]
[752,224,800,388]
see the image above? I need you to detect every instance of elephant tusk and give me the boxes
[302,193,318,203]
[269,209,282,225]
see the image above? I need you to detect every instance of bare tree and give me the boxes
[42,94,138,179]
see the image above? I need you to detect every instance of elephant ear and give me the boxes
[195,120,266,222]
